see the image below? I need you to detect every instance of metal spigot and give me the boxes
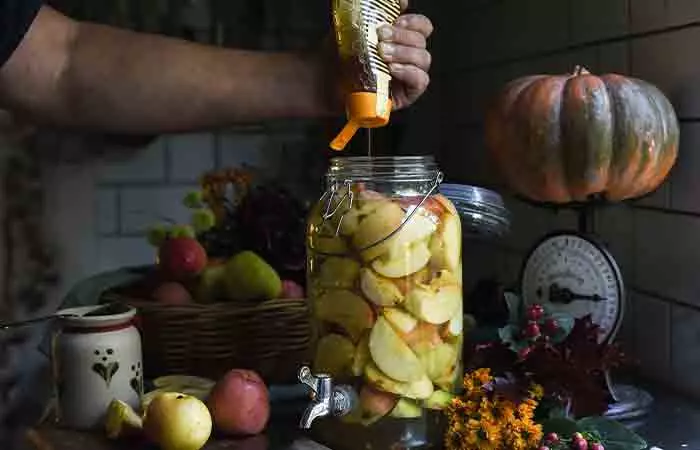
[297,366,357,429]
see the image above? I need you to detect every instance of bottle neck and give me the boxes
[326,156,440,186]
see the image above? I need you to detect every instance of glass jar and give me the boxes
[303,156,462,450]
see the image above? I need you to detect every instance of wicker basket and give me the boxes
[103,292,314,384]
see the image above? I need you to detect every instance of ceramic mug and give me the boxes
[52,305,143,430]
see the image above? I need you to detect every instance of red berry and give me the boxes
[518,347,532,360]
[590,444,604,450]
[544,318,559,334]
[527,304,545,321]
[572,438,588,450]
[525,321,541,338]
[544,432,560,444]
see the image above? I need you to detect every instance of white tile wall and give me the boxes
[167,133,216,182]
[120,186,197,234]
[95,188,119,235]
[96,237,156,272]
[98,139,166,183]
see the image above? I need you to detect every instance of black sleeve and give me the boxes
[0,0,42,68]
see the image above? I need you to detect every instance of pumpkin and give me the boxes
[485,66,679,203]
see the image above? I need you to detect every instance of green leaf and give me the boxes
[504,291,521,324]
[498,325,528,352]
[577,416,647,450]
[541,417,579,437]
[182,191,204,209]
[548,313,575,344]
[467,326,500,344]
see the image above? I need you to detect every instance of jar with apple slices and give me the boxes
[304,156,463,450]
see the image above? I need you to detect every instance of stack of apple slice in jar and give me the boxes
[307,187,463,426]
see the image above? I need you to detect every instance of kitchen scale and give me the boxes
[520,231,653,421]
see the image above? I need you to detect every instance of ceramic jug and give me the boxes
[52,305,143,430]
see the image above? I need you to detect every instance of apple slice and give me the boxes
[389,398,423,419]
[423,390,455,410]
[371,240,432,279]
[317,257,360,289]
[352,334,371,377]
[429,212,461,272]
[400,322,443,352]
[414,342,458,384]
[364,362,433,400]
[360,268,404,306]
[383,308,418,334]
[354,202,437,262]
[313,333,356,378]
[369,317,425,382]
[315,290,375,342]
[405,279,462,325]
[435,359,463,392]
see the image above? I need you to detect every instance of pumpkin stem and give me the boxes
[573,65,591,76]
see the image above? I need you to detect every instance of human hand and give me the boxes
[378,0,434,110]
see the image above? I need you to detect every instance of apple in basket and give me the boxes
[158,236,208,280]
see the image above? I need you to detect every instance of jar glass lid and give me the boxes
[440,183,511,238]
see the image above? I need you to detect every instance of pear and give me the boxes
[315,290,375,342]
[223,251,282,301]
[196,264,227,303]
[360,268,404,306]
[364,362,433,400]
[389,398,423,418]
[314,334,356,378]
[105,399,143,440]
[369,317,424,382]
[371,241,432,279]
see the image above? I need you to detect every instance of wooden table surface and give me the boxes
[22,426,330,450]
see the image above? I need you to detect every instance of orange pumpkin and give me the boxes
[485,66,679,203]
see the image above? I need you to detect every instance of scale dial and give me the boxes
[520,232,624,343]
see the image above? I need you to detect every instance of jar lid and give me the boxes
[440,183,511,238]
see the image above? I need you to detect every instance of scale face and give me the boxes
[520,232,624,343]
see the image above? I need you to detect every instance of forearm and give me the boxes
[0,8,336,134]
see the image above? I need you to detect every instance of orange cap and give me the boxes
[330,92,393,151]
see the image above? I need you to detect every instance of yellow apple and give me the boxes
[316,257,361,289]
[399,322,443,353]
[414,342,458,384]
[364,362,433,400]
[369,317,425,382]
[371,240,432,279]
[314,290,375,342]
[382,308,418,334]
[360,268,404,306]
[314,334,356,378]
[143,392,212,450]
[341,385,399,426]
[104,399,143,440]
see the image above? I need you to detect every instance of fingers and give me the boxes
[396,14,434,38]
[378,25,426,49]
[379,42,431,72]
[389,63,430,95]
[399,0,408,11]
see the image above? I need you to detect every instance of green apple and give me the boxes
[313,334,356,378]
[364,362,433,400]
[360,268,404,306]
[317,257,361,289]
[143,392,212,450]
[382,308,418,334]
[389,398,423,419]
[423,390,455,410]
[371,240,432,279]
[315,290,375,342]
[352,334,371,377]
[369,317,424,382]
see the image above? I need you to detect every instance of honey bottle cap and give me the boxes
[330,92,393,151]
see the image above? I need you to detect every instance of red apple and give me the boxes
[158,237,208,279]
[207,369,270,436]
[152,282,192,305]
[280,280,305,299]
